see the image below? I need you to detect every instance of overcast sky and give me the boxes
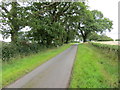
[0,0,119,42]
[88,0,119,40]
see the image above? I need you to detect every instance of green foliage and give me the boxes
[70,41,80,43]
[91,10,113,32]
[2,42,46,61]
[0,2,27,43]
[1,2,88,62]
[97,35,114,41]
[115,39,120,41]
[88,33,114,41]
[78,9,113,42]
[1,2,113,61]
[1,2,113,44]
[0,2,89,45]
[90,42,119,54]
[88,32,100,41]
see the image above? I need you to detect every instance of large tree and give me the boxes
[25,2,87,46]
[1,1,112,46]
[0,1,27,43]
[78,10,113,42]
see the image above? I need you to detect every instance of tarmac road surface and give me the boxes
[6,44,78,88]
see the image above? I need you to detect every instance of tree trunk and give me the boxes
[11,2,19,44]
[65,36,69,44]
[83,36,87,42]
[82,34,88,42]
[79,28,88,43]
[46,37,53,48]
[11,30,18,43]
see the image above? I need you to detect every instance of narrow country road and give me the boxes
[6,44,78,88]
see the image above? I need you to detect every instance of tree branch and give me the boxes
[0,5,9,14]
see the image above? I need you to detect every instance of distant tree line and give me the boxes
[88,32,114,41]
[115,39,120,41]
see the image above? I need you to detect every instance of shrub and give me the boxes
[115,39,120,41]
[2,42,46,61]
[90,42,119,54]
[89,42,119,61]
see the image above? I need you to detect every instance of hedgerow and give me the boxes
[90,42,119,61]
[90,42,119,54]
[90,42,120,56]
[1,42,47,61]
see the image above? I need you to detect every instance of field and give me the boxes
[70,43,118,88]
[94,41,120,45]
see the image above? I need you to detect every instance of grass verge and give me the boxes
[2,44,71,87]
[69,44,118,88]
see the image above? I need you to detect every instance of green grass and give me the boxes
[2,44,71,88]
[0,42,1,89]
[70,44,118,88]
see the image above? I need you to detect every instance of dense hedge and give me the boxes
[90,42,119,54]
[1,42,47,61]
[115,39,120,41]
[97,39,114,41]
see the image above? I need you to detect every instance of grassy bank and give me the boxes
[70,44,118,88]
[2,44,71,87]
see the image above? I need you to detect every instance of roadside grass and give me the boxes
[2,44,71,87]
[0,41,1,88]
[70,44,118,88]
